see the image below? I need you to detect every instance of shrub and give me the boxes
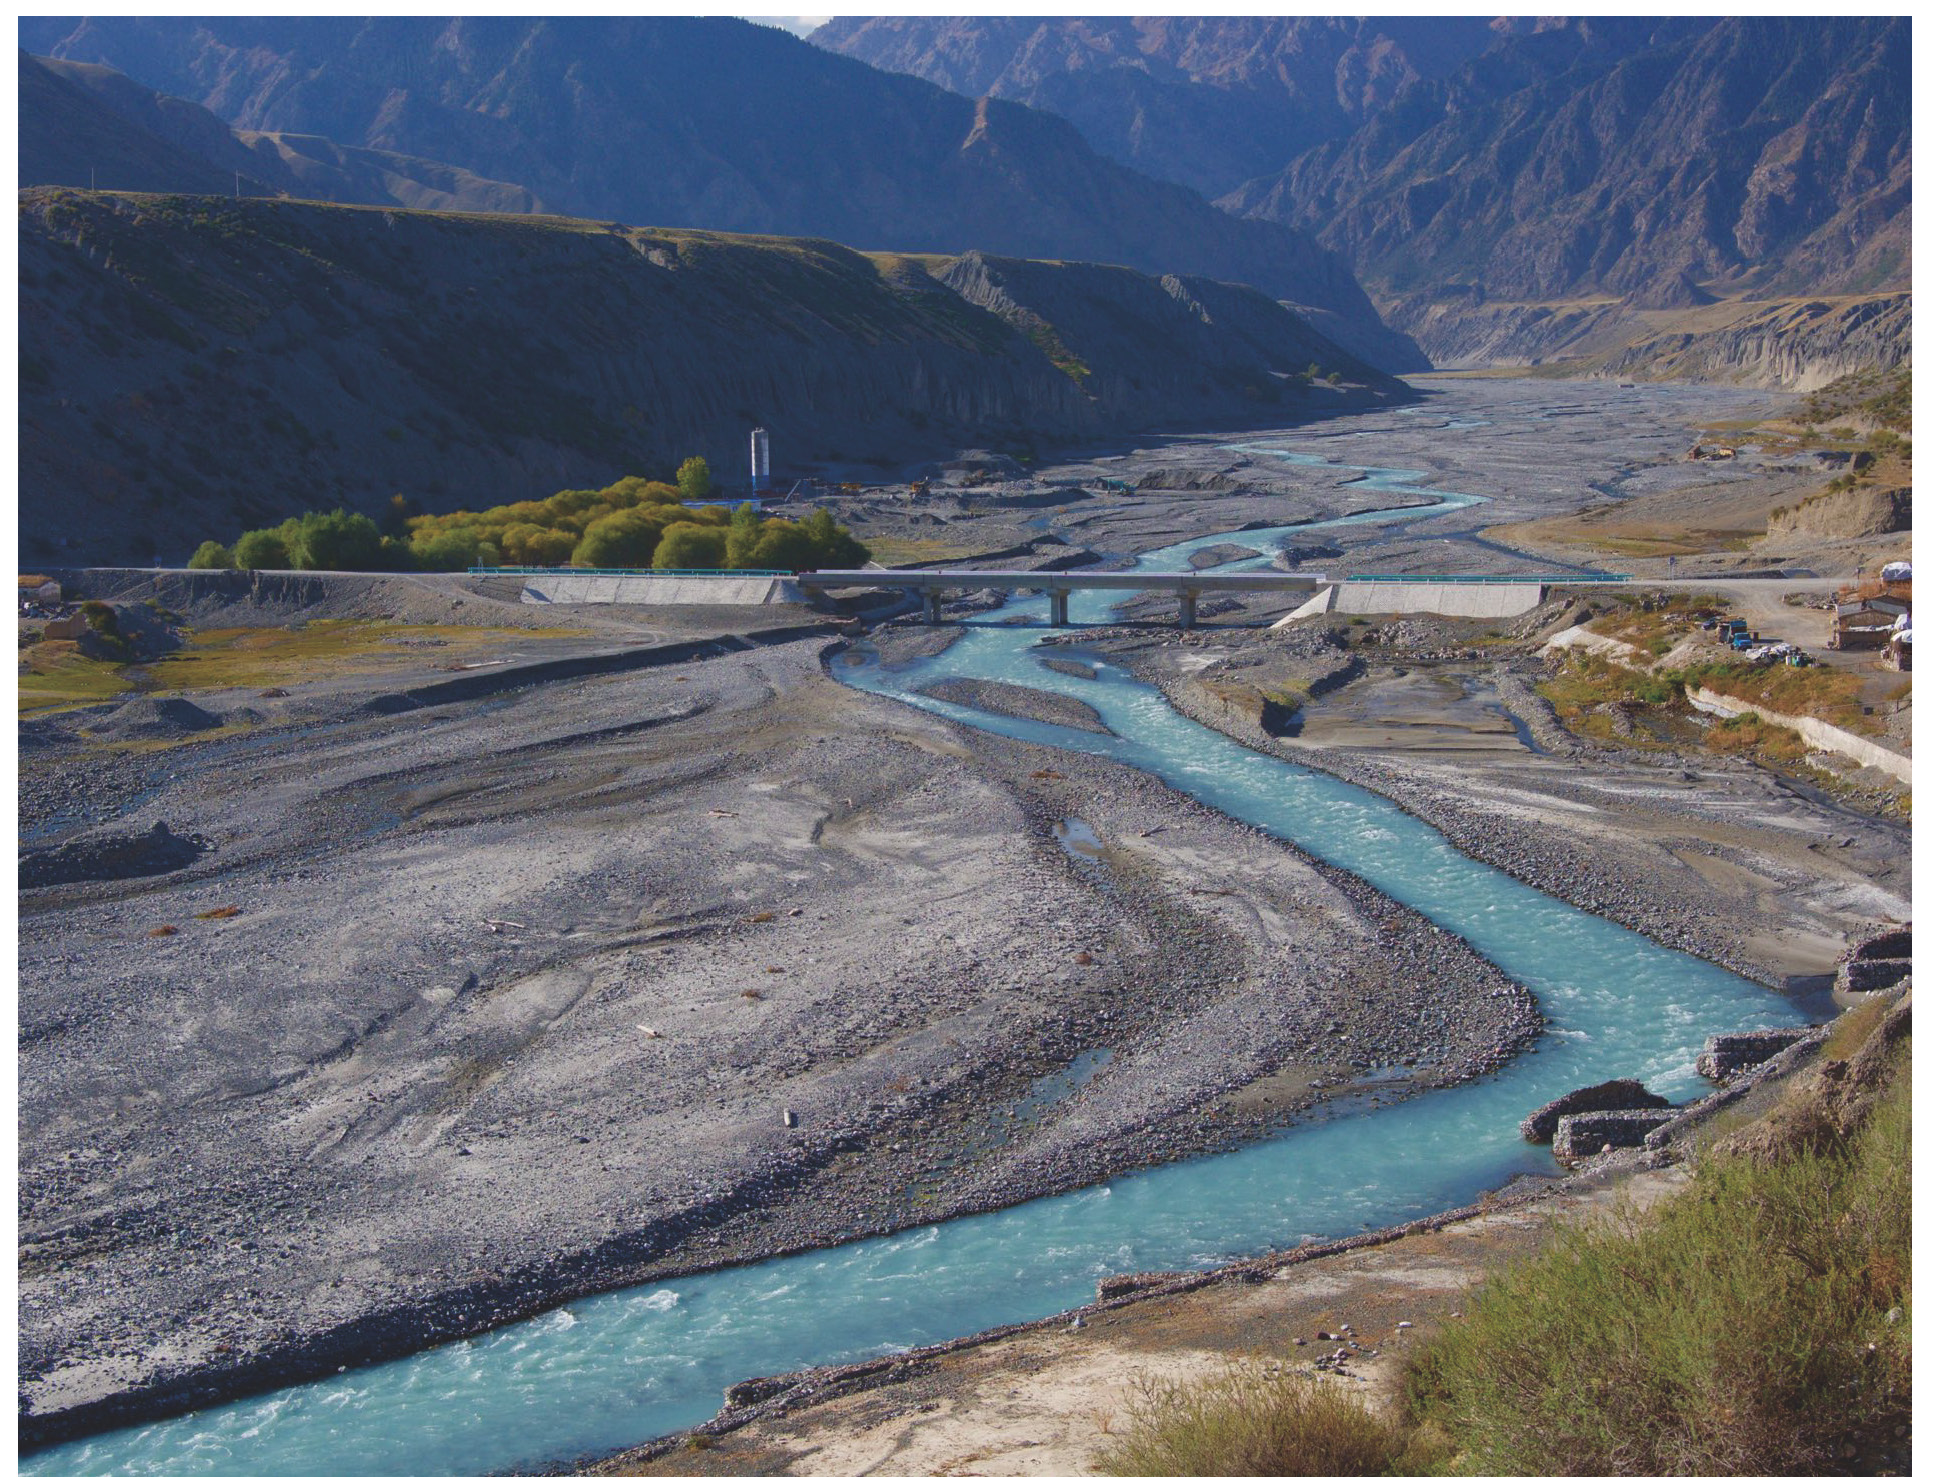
[188,540,234,570]
[1097,1365,1444,1477]
[282,508,385,571]
[412,527,491,572]
[653,521,729,570]
[1403,1058,1910,1477]
[232,528,291,570]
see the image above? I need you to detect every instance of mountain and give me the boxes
[811,16,1533,199]
[18,188,1399,565]
[18,49,247,198]
[813,16,1909,381]
[19,16,1421,368]
[1226,16,1911,304]
[19,51,547,214]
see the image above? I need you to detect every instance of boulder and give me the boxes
[1520,1079,1671,1144]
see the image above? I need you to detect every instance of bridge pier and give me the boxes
[1178,589,1199,628]
[922,590,943,625]
[1047,588,1069,626]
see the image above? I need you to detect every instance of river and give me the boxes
[28,433,1808,1477]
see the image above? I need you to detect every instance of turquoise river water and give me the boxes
[30,440,1809,1477]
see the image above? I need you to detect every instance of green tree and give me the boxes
[286,509,385,570]
[188,540,234,569]
[232,528,292,570]
[676,456,713,501]
[413,527,490,571]
[750,519,816,572]
[725,501,765,568]
[653,521,729,570]
[571,509,664,567]
[798,507,869,568]
[1325,370,1343,385]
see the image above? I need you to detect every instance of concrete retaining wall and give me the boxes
[1685,687,1910,781]
[521,575,805,606]
[1277,582,1542,624]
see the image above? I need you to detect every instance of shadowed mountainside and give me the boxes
[19,51,546,215]
[18,189,1400,565]
[19,15,1421,369]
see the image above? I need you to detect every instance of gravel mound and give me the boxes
[19,821,211,888]
[88,696,224,740]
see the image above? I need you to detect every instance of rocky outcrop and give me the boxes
[1696,1028,1814,1083]
[1520,1079,1671,1145]
[1767,486,1911,542]
[18,191,1399,565]
[1378,289,1910,389]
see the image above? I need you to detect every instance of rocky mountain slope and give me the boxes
[812,16,1546,199]
[20,16,1418,368]
[818,17,1909,381]
[1231,16,1910,306]
[18,189,1398,565]
[19,51,545,215]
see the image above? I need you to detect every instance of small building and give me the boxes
[1830,596,1911,650]
[1882,627,1912,670]
[18,574,60,605]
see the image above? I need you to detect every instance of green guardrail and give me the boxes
[470,566,795,577]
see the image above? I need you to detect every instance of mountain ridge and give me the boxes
[18,188,1400,565]
[20,15,1422,368]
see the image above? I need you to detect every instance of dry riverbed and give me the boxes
[19,605,1538,1449]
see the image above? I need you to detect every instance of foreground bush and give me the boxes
[1096,1366,1443,1477]
[1404,1047,1910,1477]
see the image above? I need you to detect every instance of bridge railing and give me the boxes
[470,566,795,577]
[1340,572,1627,583]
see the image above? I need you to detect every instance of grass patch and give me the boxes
[1679,658,1867,728]
[145,622,580,693]
[1702,711,1807,763]
[1404,1049,1910,1476]
[1097,1365,1445,1477]
[17,641,138,714]
[193,905,242,920]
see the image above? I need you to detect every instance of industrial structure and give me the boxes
[749,427,771,494]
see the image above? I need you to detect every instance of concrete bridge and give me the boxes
[795,568,1322,627]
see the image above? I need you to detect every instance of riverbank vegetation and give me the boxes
[189,471,870,573]
[1096,1015,1911,1477]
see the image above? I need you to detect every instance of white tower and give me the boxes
[750,427,771,494]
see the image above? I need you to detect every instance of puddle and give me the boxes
[1053,817,1106,863]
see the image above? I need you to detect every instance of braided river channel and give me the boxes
[33,442,1810,1477]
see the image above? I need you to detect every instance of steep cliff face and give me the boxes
[21,16,1414,365]
[17,190,1401,564]
[1382,289,1911,388]
[1228,17,1909,303]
